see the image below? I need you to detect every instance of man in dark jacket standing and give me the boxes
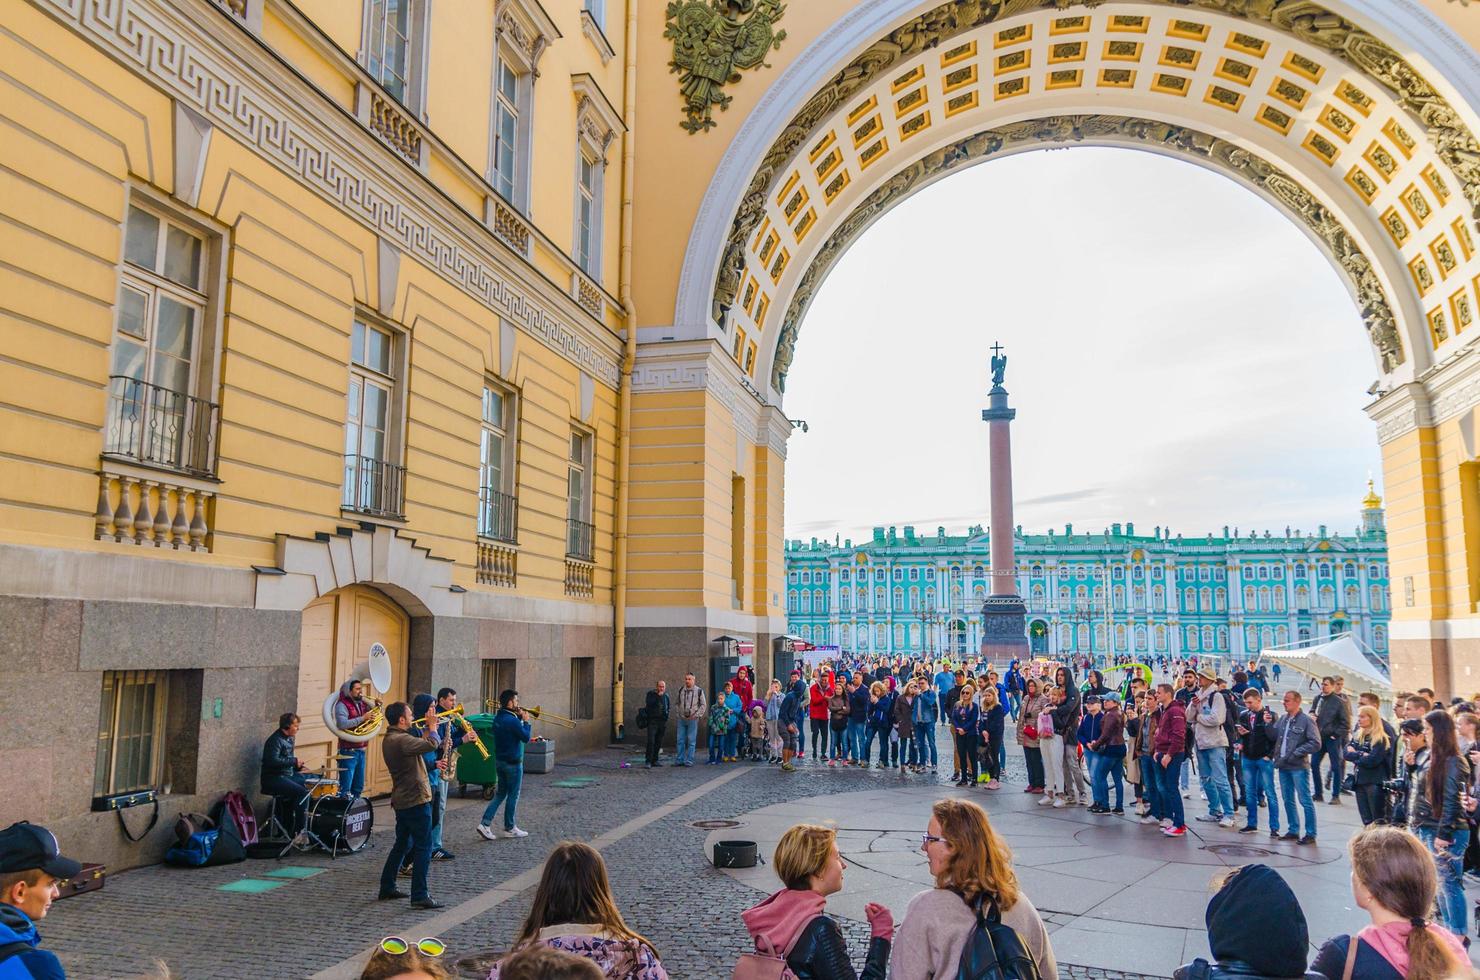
[1236,689,1280,837]
[1152,683,1190,837]
[1310,676,1351,805]
[476,690,532,841]
[644,680,670,768]
[0,822,79,980]
[1273,691,1321,844]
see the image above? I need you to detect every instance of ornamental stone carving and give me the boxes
[665,0,788,134]
[769,116,1406,392]
[710,0,1480,328]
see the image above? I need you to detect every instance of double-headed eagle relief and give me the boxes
[665,0,787,134]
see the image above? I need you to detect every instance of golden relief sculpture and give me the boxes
[768,115,1406,391]
[710,0,1480,334]
[666,0,788,134]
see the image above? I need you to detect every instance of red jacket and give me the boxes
[731,674,753,706]
[1151,700,1188,757]
[808,681,832,720]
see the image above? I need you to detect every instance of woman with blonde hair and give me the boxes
[1346,704,1393,827]
[1311,826,1467,979]
[892,799,1055,979]
[490,842,666,979]
[741,823,892,979]
[950,684,979,785]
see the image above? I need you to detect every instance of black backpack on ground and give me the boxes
[955,894,1040,980]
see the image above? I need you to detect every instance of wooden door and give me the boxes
[295,585,409,797]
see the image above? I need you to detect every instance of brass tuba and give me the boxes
[322,643,393,743]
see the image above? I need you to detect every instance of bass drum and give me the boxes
[309,794,373,855]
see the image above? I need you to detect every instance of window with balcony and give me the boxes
[363,0,427,108]
[108,204,218,476]
[478,383,518,542]
[566,428,594,560]
[344,318,405,518]
[492,57,525,205]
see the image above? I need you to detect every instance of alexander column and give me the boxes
[980,343,1030,661]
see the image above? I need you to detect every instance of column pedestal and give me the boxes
[981,594,1030,661]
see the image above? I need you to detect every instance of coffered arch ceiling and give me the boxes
[679,1,1480,399]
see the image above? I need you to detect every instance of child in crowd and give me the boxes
[748,706,767,762]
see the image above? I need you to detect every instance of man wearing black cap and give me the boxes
[0,821,78,978]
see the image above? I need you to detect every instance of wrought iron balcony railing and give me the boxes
[343,453,406,518]
[566,517,595,561]
[104,376,219,478]
[477,487,518,543]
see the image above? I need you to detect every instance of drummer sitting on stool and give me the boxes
[261,712,310,842]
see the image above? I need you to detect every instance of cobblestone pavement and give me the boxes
[42,736,1167,979]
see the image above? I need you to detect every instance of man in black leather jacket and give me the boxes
[260,712,309,834]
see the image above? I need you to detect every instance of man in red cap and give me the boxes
[0,820,79,977]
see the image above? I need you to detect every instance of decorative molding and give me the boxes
[705,0,1480,341]
[259,522,461,616]
[579,8,615,66]
[1365,382,1433,443]
[366,90,424,167]
[572,73,624,163]
[665,0,788,134]
[631,341,765,431]
[39,0,620,388]
[770,115,1406,391]
[495,0,561,76]
[1424,346,1480,424]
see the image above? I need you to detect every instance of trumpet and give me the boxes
[413,703,491,760]
[481,700,577,728]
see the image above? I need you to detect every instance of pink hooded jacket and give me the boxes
[1356,921,1468,974]
[741,888,826,957]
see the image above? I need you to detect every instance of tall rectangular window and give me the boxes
[730,474,745,607]
[493,58,522,203]
[480,659,517,713]
[108,204,214,475]
[566,428,594,559]
[94,670,168,796]
[574,154,599,275]
[478,383,518,542]
[570,657,595,720]
[365,0,413,104]
[344,319,404,516]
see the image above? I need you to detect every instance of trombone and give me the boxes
[483,700,577,728]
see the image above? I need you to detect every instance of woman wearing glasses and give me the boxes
[490,841,667,979]
[891,798,1056,979]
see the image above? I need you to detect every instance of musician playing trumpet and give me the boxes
[410,689,466,864]
[334,678,376,798]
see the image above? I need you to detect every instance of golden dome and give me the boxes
[1362,479,1382,509]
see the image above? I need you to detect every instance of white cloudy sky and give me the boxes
[781,147,1385,546]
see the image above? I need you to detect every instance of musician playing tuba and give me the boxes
[333,677,375,798]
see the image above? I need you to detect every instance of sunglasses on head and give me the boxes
[380,937,446,957]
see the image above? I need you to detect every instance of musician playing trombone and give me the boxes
[476,690,532,841]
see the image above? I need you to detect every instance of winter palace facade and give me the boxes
[785,486,1392,664]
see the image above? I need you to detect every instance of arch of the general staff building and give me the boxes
[621,0,1480,702]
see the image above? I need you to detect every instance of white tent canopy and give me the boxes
[1258,634,1393,694]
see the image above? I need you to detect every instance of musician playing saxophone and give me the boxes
[334,678,374,798]
[407,690,465,868]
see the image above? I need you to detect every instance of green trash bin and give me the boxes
[456,712,500,799]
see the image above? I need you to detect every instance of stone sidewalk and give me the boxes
[39,729,1472,978]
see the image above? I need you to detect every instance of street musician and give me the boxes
[261,712,310,838]
[408,689,464,865]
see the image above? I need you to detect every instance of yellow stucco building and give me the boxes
[3,0,1480,868]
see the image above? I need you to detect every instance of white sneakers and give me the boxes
[1037,796,1055,807]
[477,823,528,840]
[1052,798,1066,808]
[1139,815,1158,825]
[1218,817,1235,829]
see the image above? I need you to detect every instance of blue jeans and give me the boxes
[1156,754,1186,828]
[1312,735,1346,800]
[1196,746,1236,817]
[1417,826,1471,935]
[1007,691,1021,721]
[722,729,738,758]
[1278,767,1316,837]
[380,803,431,901]
[338,747,365,797]
[846,719,865,761]
[831,727,847,759]
[1241,758,1278,832]
[1143,756,1162,817]
[675,718,699,764]
[708,733,722,763]
[429,771,448,852]
[480,761,523,830]
[863,723,887,764]
[914,722,938,766]
[1091,751,1124,809]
